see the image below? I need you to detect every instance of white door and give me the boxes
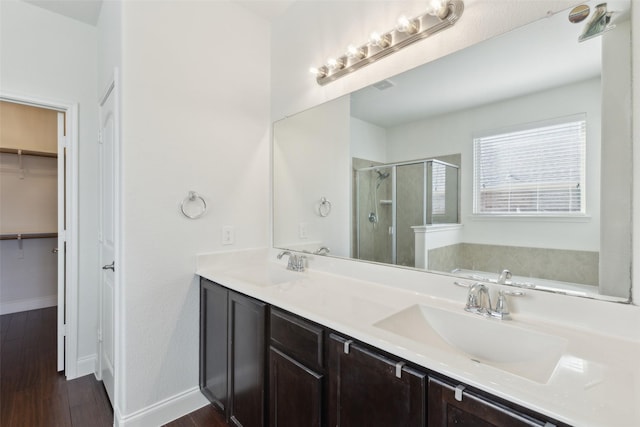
[99,82,117,404]
[57,111,66,372]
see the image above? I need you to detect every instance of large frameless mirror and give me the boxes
[273,0,632,302]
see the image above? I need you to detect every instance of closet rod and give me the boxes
[0,147,57,158]
[0,232,58,240]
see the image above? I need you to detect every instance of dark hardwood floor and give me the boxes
[1,307,227,427]
[1,307,113,426]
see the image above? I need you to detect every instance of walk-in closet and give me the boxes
[0,100,59,315]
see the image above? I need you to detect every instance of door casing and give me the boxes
[0,92,80,378]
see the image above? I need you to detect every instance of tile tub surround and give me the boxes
[429,243,599,287]
[196,248,640,427]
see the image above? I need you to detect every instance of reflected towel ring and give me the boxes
[181,191,207,219]
[318,197,332,217]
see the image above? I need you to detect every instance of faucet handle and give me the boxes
[296,255,307,271]
[493,291,510,319]
[287,255,296,270]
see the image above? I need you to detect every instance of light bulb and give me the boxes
[428,0,450,19]
[346,44,366,60]
[309,66,327,78]
[396,15,418,34]
[327,58,344,70]
[369,31,390,48]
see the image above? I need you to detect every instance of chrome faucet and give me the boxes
[314,246,330,255]
[463,282,523,320]
[465,283,492,315]
[497,269,512,285]
[277,251,306,272]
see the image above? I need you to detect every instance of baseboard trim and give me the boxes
[0,295,57,315]
[115,386,209,427]
[72,354,97,379]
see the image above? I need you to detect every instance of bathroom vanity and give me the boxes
[200,277,568,427]
[196,249,640,427]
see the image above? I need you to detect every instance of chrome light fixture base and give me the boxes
[314,0,464,86]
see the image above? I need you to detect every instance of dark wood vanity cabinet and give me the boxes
[200,278,267,427]
[269,308,325,427]
[200,279,229,413]
[328,333,427,427]
[427,376,566,427]
[200,277,569,427]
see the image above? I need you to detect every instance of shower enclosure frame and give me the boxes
[355,158,459,266]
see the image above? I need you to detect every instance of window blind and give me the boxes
[473,116,586,215]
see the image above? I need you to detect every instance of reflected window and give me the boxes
[473,115,586,215]
[431,162,446,215]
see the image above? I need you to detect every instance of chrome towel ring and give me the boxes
[181,191,207,219]
[318,196,332,217]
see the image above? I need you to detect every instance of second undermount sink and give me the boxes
[374,304,567,384]
[222,264,303,287]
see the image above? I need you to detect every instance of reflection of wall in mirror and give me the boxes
[273,96,351,256]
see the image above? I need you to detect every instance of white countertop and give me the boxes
[196,248,640,427]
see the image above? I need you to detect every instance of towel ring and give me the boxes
[318,197,332,217]
[181,191,207,219]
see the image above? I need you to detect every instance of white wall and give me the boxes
[0,153,58,314]
[97,0,122,93]
[633,0,640,305]
[385,78,601,251]
[351,117,387,163]
[0,0,99,367]
[600,19,633,297]
[118,0,270,419]
[0,238,58,313]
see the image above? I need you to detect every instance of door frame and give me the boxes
[0,91,80,378]
[97,70,122,412]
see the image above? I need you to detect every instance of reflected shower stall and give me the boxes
[355,159,459,267]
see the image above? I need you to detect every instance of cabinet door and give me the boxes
[329,334,427,427]
[428,376,560,427]
[200,279,229,413]
[269,347,323,427]
[228,291,267,427]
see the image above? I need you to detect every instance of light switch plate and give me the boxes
[299,223,308,239]
[222,226,235,245]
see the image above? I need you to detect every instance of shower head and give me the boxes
[376,170,390,180]
[375,169,390,189]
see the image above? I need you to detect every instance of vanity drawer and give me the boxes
[270,308,324,371]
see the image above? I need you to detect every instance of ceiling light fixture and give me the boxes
[311,0,464,85]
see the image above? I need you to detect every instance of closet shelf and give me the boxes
[0,147,57,158]
[0,232,58,240]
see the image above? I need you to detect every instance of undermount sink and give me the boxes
[222,264,303,287]
[374,304,567,384]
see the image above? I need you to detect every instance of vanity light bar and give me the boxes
[312,0,464,86]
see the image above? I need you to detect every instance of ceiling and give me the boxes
[20,0,294,26]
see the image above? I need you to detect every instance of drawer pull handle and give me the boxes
[395,361,405,378]
[343,340,354,354]
[454,385,465,402]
